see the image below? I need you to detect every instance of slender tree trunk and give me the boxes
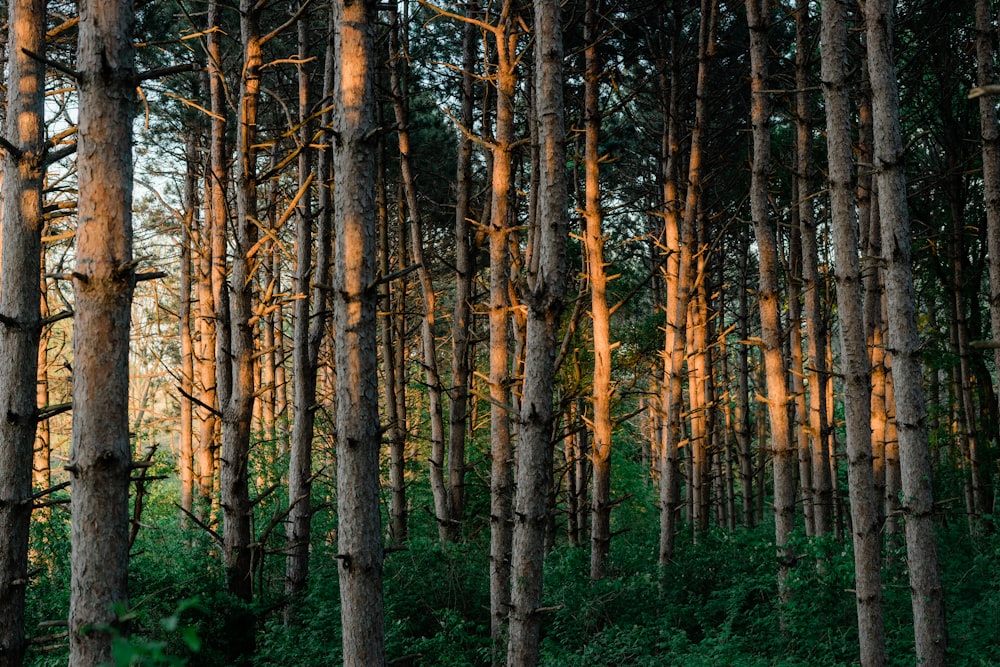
[218,0,261,622]
[794,0,831,535]
[584,0,613,581]
[286,1,329,615]
[746,0,795,602]
[488,2,518,655]
[448,1,479,538]
[507,0,568,662]
[0,0,45,661]
[333,1,386,663]
[69,0,136,663]
[865,1,948,662]
[179,133,198,518]
[388,5,451,543]
[821,1,886,662]
[737,228,754,527]
[657,8,684,564]
[974,0,1000,525]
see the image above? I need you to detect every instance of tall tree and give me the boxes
[507,0,568,662]
[287,0,332,612]
[447,0,480,541]
[69,0,136,662]
[746,0,795,601]
[821,0,886,661]
[864,0,948,662]
[387,3,450,543]
[332,0,386,663]
[584,0,613,581]
[0,0,45,662]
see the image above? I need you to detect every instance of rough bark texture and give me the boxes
[864,1,948,663]
[333,1,386,664]
[69,0,136,664]
[0,0,45,662]
[488,3,518,655]
[821,1,886,662]
[506,0,568,663]
[746,0,795,602]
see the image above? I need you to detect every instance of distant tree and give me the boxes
[68,0,137,663]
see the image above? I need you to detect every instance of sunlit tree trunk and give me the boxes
[179,132,198,517]
[821,1,886,662]
[657,8,684,564]
[69,0,136,663]
[787,192,814,536]
[746,0,795,601]
[864,1,948,661]
[0,0,45,661]
[488,2,518,655]
[584,0,613,581]
[507,0,568,662]
[218,0,261,624]
[332,0,386,663]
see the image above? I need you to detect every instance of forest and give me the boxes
[1,0,999,665]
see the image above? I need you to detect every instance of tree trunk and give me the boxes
[333,1,386,664]
[0,0,45,661]
[794,0,832,535]
[447,0,480,538]
[864,1,948,662]
[219,0,261,621]
[286,0,329,615]
[821,0,886,661]
[69,0,136,663]
[179,132,198,518]
[974,0,1000,525]
[388,6,451,544]
[584,0,613,581]
[746,0,795,602]
[507,0,568,662]
[488,3,518,656]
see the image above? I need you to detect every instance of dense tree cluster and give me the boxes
[0,0,998,665]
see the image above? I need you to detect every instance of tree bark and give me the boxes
[69,0,136,663]
[388,5,451,543]
[286,0,330,615]
[447,0,480,539]
[219,0,261,620]
[864,1,948,662]
[974,0,1000,524]
[333,1,386,664]
[507,0,568,663]
[746,0,795,602]
[584,0,613,581]
[0,0,45,661]
[488,2,518,655]
[821,0,886,662]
